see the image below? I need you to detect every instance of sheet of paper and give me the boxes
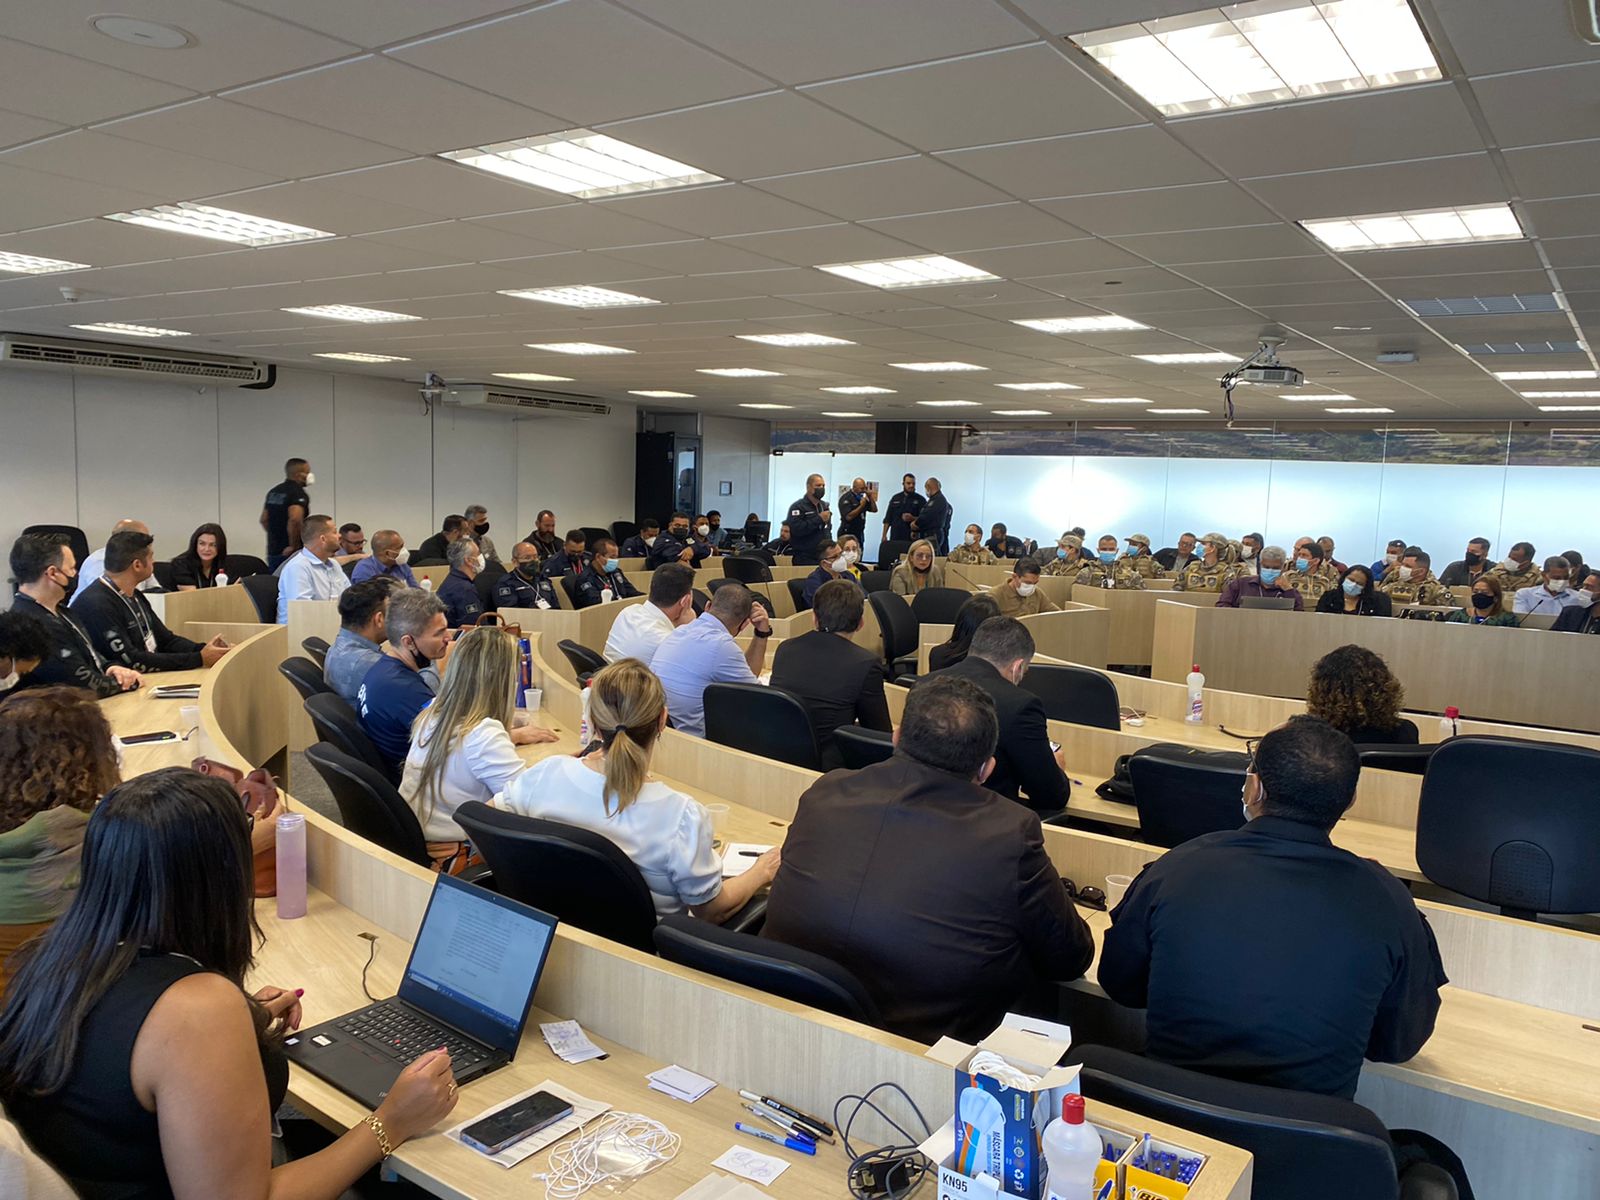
[673,1175,771,1200]
[540,1019,607,1063]
[646,1064,715,1102]
[712,1146,790,1187]
[720,843,774,878]
[445,1079,610,1168]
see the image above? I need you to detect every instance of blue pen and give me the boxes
[734,1122,817,1155]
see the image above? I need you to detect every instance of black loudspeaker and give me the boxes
[635,431,677,527]
[875,421,914,453]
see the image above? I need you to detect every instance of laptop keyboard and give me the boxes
[337,1004,490,1071]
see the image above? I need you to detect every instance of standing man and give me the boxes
[495,542,561,611]
[525,510,560,559]
[71,531,228,672]
[462,504,499,564]
[786,473,833,566]
[7,533,140,697]
[912,477,952,555]
[276,514,350,624]
[351,530,418,587]
[1216,545,1303,609]
[437,539,485,628]
[261,457,311,571]
[880,473,925,548]
[837,478,877,544]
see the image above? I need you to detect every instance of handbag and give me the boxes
[192,757,282,897]
[472,612,523,638]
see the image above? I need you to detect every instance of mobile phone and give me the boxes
[120,730,180,745]
[460,1090,574,1155]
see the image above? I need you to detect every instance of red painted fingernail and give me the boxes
[294,988,304,997]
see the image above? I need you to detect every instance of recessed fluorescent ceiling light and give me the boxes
[1494,370,1598,380]
[1069,0,1441,117]
[736,332,856,347]
[1146,408,1210,414]
[739,403,793,409]
[822,386,896,394]
[493,372,575,382]
[441,129,720,198]
[499,286,659,308]
[917,400,981,407]
[630,389,695,398]
[69,322,189,338]
[1302,203,1523,251]
[106,202,332,246]
[1521,391,1600,398]
[1403,294,1560,317]
[527,342,633,355]
[822,410,872,417]
[1326,407,1394,413]
[1013,315,1148,333]
[1282,393,1355,401]
[996,381,1083,391]
[0,251,91,275]
[1538,405,1600,412]
[1135,352,1236,363]
[698,367,783,377]
[314,351,410,363]
[992,409,1052,416]
[890,361,987,372]
[1459,340,1585,355]
[283,304,419,323]
[1080,397,1151,404]
[815,255,998,289]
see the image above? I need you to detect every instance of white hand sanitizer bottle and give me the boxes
[1043,1094,1102,1200]
[1185,664,1205,724]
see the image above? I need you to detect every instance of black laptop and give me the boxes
[1240,595,1298,611]
[284,874,557,1108]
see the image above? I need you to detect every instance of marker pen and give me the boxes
[734,1122,816,1155]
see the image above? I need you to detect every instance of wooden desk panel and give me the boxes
[1070,586,1218,666]
[150,583,262,634]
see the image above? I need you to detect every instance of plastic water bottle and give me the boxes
[1042,1094,1102,1200]
[215,569,229,587]
[1185,664,1205,724]
[276,813,307,920]
[1439,705,1460,740]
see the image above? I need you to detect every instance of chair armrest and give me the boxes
[722,894,768,935]
[1399,1163,1459,1200]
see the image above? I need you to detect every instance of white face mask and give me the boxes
[1242,545,1256,559]
[394,547,410,565]
[1386,552,1400,564]
[476,554,487,572]
[697,524,710,537]
[644,536,657,548]
[1548,578,1569,593]
[965,532,979,545]
[1502,557,1519,572]
[1397,565,1413,582]
[827,557,849,573]
[841,549,858,565]
[1017,582,1037,597]
[304,472,316,485]
[0,670,17,692]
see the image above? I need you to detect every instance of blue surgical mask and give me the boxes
[1259,567,1282,585]
[1342,579,1362,597]
[1295,557,1311,572]
[1099,551,1116,564]
[1056,548,1069,560]
[603,558,620,573]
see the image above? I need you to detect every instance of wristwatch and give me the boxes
[752,627,772,639]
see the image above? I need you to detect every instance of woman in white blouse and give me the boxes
[499,659,778,920]
[399,626,557,869]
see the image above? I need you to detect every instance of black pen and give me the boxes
[739,1090,834,1139]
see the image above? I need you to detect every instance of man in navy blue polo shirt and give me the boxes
[357,589,449,768]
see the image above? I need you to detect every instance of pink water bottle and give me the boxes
[276,813,307,919]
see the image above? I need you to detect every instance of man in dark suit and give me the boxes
[1154,532,1198,573]
[921,617,1068,814]
[762,675,1094,1043]
[769,578,890,769]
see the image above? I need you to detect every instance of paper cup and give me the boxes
[1105,873,1134,910]
[524,687,543,712]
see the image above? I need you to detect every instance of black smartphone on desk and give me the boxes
[460,1090,573,1155]
[120,730,180,745]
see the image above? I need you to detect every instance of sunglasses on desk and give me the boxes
[1061,878,1106,911]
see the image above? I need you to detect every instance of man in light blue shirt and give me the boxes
[1513,556,1588,617]
[277,514,350,623]
[351,529,419,588]
[649,583,772,738]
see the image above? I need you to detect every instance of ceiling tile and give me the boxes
[717,223,926,268]
[0,129,281,201]
[1354,241,1549,280]
[750,157,1009,221]
[1440,0,1600,74]
[230,0,528,47]
[1546,236,1600,268]
[862,202,1088,253]
[205,178,448,236]
[0,36,195,125]
[939,126,1221,199]
[1524,196,1600,239]
[1469,63,1600,148]
[0,164,167,233]
[960,238,1144,278]
[1503,141,1600,201]
[1112,223,1319,265]
[469,204,691,251]
[355,222,571,263]
[1181,257,1353,287]
[1036,182,1281,236]
[304,159,574,220]
[1243,154,1509,222]
[0,110,64,151]
[1009,0,1248,34]
[597,184,834,238]
[602,239,790,274]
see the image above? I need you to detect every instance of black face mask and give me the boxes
[516,561,538,577]
[475,522,490,536]
[1464,551,1481,566]
[1471,592,1494,611]
[671,527,688,540]
[405,637,431,669]
[811,486,825,499]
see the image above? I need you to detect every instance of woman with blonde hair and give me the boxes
[889,539,945,595]
[398,625,556,869]
[499,659,778,921]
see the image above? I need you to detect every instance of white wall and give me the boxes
[702,415,770,530]
[514,400,638,539]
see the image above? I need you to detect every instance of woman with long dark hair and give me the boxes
[927,594,1001,673]
[0,768,457,1198]
[169,523,228,590]
[1314,564,1393,617]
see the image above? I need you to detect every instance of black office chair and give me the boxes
[278,656,333,702]
[1417,735,1600,918]
[691,588,710,616]
[859,569,891,594]
[222,553,269,579]
[704,683,822,771]
[151,560,176,591]
[786,577,810,613]
[867,591,920,678]
[744,547,777,566]
[834,726,895,770]
[301,636,330,669]
[610,520,638,545]
[241,574,279,622]
[341,560,358,579]
[556,639,607,685]
[909,586,970,626]
[23,523,89,570]
[410,557,447,568]
[705,576,741,596]
[1356,744,1437,776]
[579,527,611,549]
[723,555,774,586]
[880,538,912,568]
[454,802,658,953]
[652,915,884,1026]
[558,574,581,609]
[304,693,399,786]
[303,743,431,868]
[475,562,506,613]
[1019,664,1120,730]
[1070,1046,1458,1200]
[1128,745,1249,848]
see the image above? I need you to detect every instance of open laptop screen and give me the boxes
[396,873,557,1055]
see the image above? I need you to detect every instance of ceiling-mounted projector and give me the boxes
[1238,363,1305,387]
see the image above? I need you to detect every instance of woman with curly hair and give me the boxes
[1305,645,1420,746]
[0,687,122,986]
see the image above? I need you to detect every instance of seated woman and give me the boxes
[1446,576,1517,626]
[928,594,1001,673]
[0,688,121,989]
[500,660,778,922]
[0,767,459,1198]
[1306,644,1419,745]
[836,534,865,580]
[169,523,228,590]
[1314,564,1393,616]
[889,539,944,595]
[947,524,997,566]
[399,626,558,870]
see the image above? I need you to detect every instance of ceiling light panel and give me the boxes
[69,322,189,338]
[996,382,1083,391]
[441,129,721,198]
[890,361,987,372]
[1069,0,1441,117]
[1538,405,1600,412]
[992,409,1053,416]
[1282,393,1356,401]
[1013,315,1149,333]
[1080,397,1151,404]
[917,400,982,407]
[283,305,420,323]
[0,251,91,275]
[822,411,872,417]
[822,386,896,394]
[105,202,333,246]
[739,403,793,409]
[1135,352,1237,363]
[499,286,660,308]
[815,255,999,289]
[698,368,784,377]
[1302,203,1523,251]
[1326,407,1394,413]
[527,342,633,355]
[1146,408,1210,414]
[630,390,695,398]
[494,372,575,382]
[314,352,410,363]
[1458,340,1586,355]
[1521,391,1600,398]
[1403,294,1561,317]
[735,332,857,347]
[1494,370,1598,380]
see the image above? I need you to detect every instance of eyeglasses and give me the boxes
[1061,878,1106,911]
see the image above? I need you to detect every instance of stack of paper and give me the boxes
[445,1080,610,1167]
[720,844,774,878]
[647,1064,715,1103]
[540,1019,606,1064]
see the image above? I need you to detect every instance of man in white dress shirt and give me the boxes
[276,514,350,623]
[604,563,696,666]
[1513,556,1589,617]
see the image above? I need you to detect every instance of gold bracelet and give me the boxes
[362,1114,393,1158]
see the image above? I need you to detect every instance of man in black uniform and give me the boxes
[648,512,711,569]
[72,531,229,672]
[415,515,466,564]
[437,538,485,627]
[260,457,311,571]
[495,542,561,610]
[880,473,924,548]
[7,533,141,697]
[912,477,952,556]
[573,538,641,609]
[540,530,590,582]
[837,477,877,541]
[619,519,658,559]
[525,509,561,559]
[786,473,833,566]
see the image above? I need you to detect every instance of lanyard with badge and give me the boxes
[105,576,157,652]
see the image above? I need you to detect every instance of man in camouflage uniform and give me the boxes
[1281,538,1339,602]
[1172,532,1239,592]
[1485,540,1545,594]
[1077,535,1148,590]
[1040,532,1086,578]
[1378,546,1454,606]
[1119,533,1168,580]
[948,522,997,566]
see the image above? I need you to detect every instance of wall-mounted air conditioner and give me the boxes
[0,333,273,387]
[444,384,611,417]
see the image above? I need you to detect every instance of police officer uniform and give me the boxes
[1040,534,1085,578]
[618,534,652,558]
[1118,534,1168,580]
[837,487,876,539]
[1075,559,1148,590]
[881,486,925,545]
[647,531,709,570]
[911,490,952,556]
[1379,570,1453,606]
[786,488,834,566]
[495,566,561,610]
[1172,534,1241,592]
[573,563,640,609]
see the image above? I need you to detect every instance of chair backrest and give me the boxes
[303,742,430,866]
[475,562,505,612]
[859,569,891,593]
[723,555,773,585]
[556,639,607,684]
[1018,663,1120,729]
[610,520,639,545]
[704,683,822,770]
[834,726,896,770]
[241,574,279,621]
[301,635,330,668]
[453,802,657,952]
[278,656,333,702]
[1070,1046,1402,1200]
[880,538,912,568]
[867,591,919,663]
[1355,744,1437,777]
[579,526,611,549]
[652,914,883,1025]
[1128,745,1249,848]
[303,693,398,785]
[705,576,740,596]
[222,553,269,579]
[909,586,970,626]
[341,559,358,578]
[21,524,90,576]
[1417,735,1600,916]
[744,547,777,566]
[786,577,810,613]
[151,560,176,591]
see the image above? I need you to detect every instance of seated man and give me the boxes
[691,515,720,558]
[1486,540,1544,594]
[1040,533,1085,577]
[618,519,658,559]
[525,509,560,560]
[1173,533,1239,592]
[605,563,696,665]
[921,617,1067,814]
[1280,538,1338,602]
[763,676,1094,1042]
[769,579,890,769]
[1377,546,1452,607]
[949,524,997,566]
[986,557,1061,616]
[495,542,561,611]
[437,538,484,627]
[1118,533,1167,580]
[0,610,50,697]
[77,519,160,594]
[649,582,771,738]
[71,531,228,672]
[322,579,395,708]
[1216,544,1303,609]
[572,537,640,609]
[763,522,794,558]
[1512,556,1587,617]
[1099,715,1447,1099]
[704,510,729,549]
[7,533,139,697]
[276,514,351,623]
[1318,535,1348,576]
[335,522,367,562]
[541,529,590,580]
[649,512,712,569]
[462,504,498,563]
[351,529,418,587]
[1077,535,1147,589]
[1154,532,1198,573]
[357,589,449,769]
[985,523,1023,559]
[414,515,466,564]
[801,539,856,608]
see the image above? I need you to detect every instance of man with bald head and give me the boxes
[351,529,419,587]
[837,477,877,543]
[77,519,157,595]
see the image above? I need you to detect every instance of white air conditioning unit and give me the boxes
[0,333,273,386]
[444,384,611,417]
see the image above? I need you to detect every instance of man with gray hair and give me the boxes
[438,537,485,628]
[357,587,449,769]
[1216,543,1303,610]
[1512,555,1588,617]
[649,581,772,738]
[462,504,499,564]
